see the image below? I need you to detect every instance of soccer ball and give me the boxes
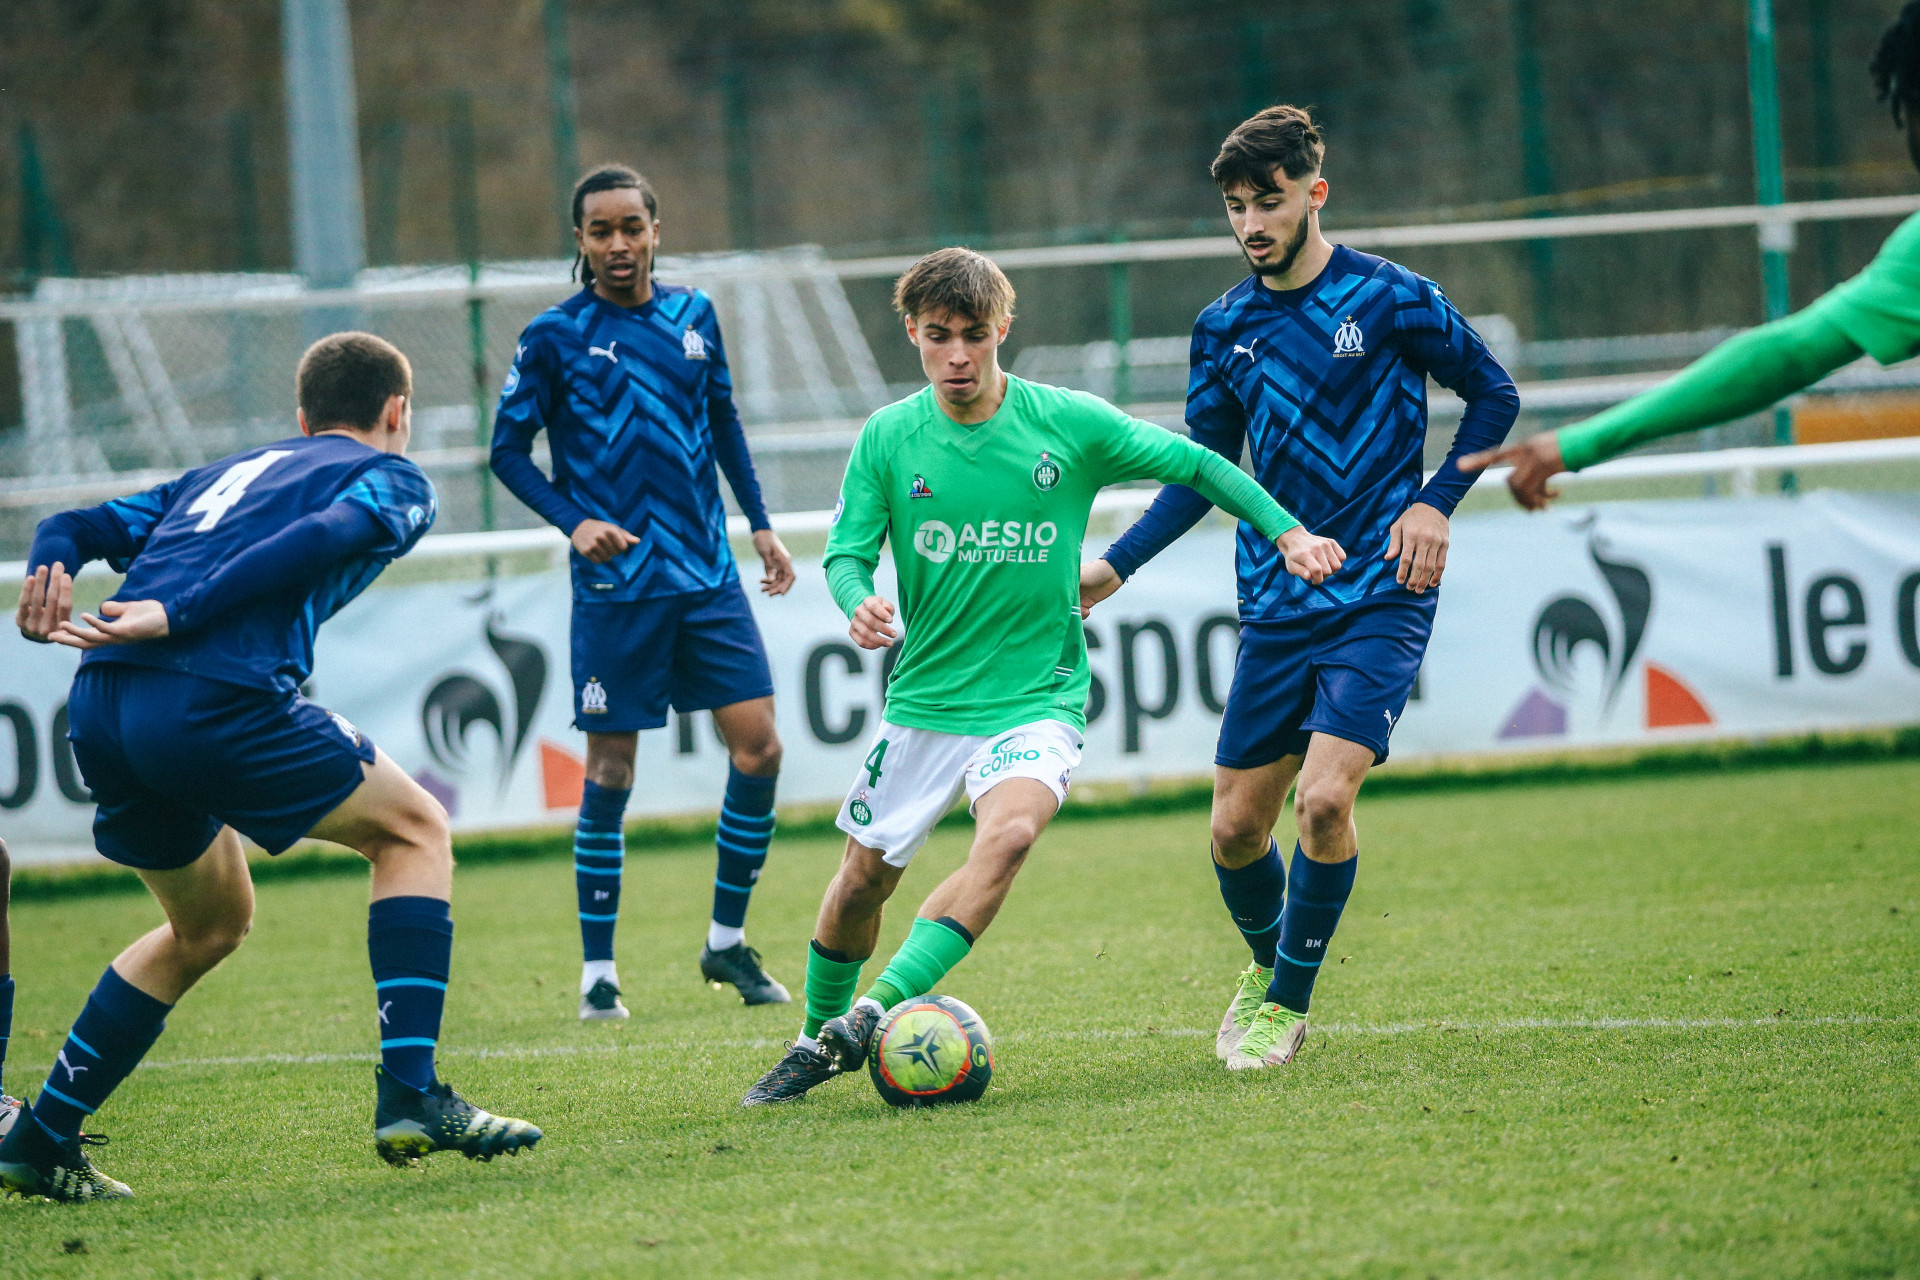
[868,993,994,1107]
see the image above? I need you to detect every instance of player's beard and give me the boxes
[1244,206,1311,279]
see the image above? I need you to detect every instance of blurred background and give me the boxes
[0,0,1917,554]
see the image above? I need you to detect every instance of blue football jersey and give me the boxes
[80,434,436,694]
[1106,246,1516,621]
[491,284,769,603]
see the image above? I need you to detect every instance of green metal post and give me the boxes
[722,50,756,250]
[450,92,495,538]
[923,70,956,246]
[1510,0,1557,343]
[543,0,580,254]
[1748,0,1795,459]
[226,112,263,272]
[18,121,75,280]
[1108,234,1133,408]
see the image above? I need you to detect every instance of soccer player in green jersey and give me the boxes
[741,249,1344,1104]
[1464,2,1920,506]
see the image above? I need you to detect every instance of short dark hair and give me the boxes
[297,332,411,431]
[1873,2,1920,125]
[571,163,658,286]
[1211,104,1325,193]
[892,247,1016,326]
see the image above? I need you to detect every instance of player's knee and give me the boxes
[979,815,1041,865]
[177,912,252,968]
[1210,811,1270,861]
[1293,780,1353,840]
[832,857,891,907]
[585,755,635,790]
[730,732,782,778]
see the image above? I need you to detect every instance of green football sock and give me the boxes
[802,940,865,1039]
[864,916,973,1011]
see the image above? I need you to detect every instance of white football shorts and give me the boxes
[835,717,1084,867]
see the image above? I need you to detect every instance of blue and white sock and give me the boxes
[1213,839,1285,967]
[575,781,629,963]
[1265,844,1358,1015]
[29,967,170,1144]
[709,766,776,952]
[369,896,452,1093]
[0,974,14,1097]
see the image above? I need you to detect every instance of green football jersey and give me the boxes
[824,374,1298,735]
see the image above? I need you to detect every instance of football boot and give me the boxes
[579,976,630,1022]
[740,1041,837,1106]
[700,943,791,1006]
[372,1066,543,1166]
[818,1003,883,1073]
[1225,1002,1308,1071]
[0,1114,132,1202]
[1217,961,1275,1060]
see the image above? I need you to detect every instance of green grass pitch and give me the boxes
[4,757,1917,1278]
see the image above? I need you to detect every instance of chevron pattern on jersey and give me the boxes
[1189,247,1495,620]
[496,285,741,601]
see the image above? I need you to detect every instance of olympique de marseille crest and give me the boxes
[1332,316,1365,357]
[682,327,708,360]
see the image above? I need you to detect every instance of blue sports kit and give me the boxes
[1103,246,1519,767]
[27,434,436,869]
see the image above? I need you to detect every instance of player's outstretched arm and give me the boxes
[1461,308,1862,510]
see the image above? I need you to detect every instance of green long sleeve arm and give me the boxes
[1185,447,1301,543]
[825,552,877,620]
[1555,308,1862,472]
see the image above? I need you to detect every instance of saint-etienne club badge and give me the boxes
[1032,450,1060,491]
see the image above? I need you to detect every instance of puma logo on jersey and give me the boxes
[589,341,619,363]
[1232,340,1259,361]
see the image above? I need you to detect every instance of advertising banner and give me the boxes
[4,491,1918,863]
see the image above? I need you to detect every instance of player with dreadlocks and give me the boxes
[1465,0,1920,502]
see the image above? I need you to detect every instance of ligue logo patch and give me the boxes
[1332,316,1365,357]
[580,677,610,714]
[913,519,956,564]
[1032,451,1061,491]
[909,474,934,499]
[501,364,520,396]
[682,328,708,360]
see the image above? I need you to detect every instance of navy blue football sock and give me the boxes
[1265,845,1358,1015]
[712,767,776,937]
[29,966,170,1143]
[575,781,629,963]
[368,896,452,1093]
[0,974,13,1097]
[1213,839,1285,967]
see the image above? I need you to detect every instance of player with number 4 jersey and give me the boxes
[742,249,1343,1106]
[3,334,540,1203]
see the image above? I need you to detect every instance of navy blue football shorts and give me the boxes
[66,664,376,871]
[1215,589,1437,770]
[570,581,775,732]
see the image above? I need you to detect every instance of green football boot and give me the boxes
[1216,962,1275,1060]
[0,1114,133,1203]
[372,1067,543,1167]
[1225,1002,1308,1072]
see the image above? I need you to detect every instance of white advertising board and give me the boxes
[4,491,1918,864]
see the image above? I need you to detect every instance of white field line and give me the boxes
[11,1011,1892,1077]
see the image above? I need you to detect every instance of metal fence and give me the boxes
[4,193,1920,558]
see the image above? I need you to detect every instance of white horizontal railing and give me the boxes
[10,437,1917,582]
[3,196,1916,321]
